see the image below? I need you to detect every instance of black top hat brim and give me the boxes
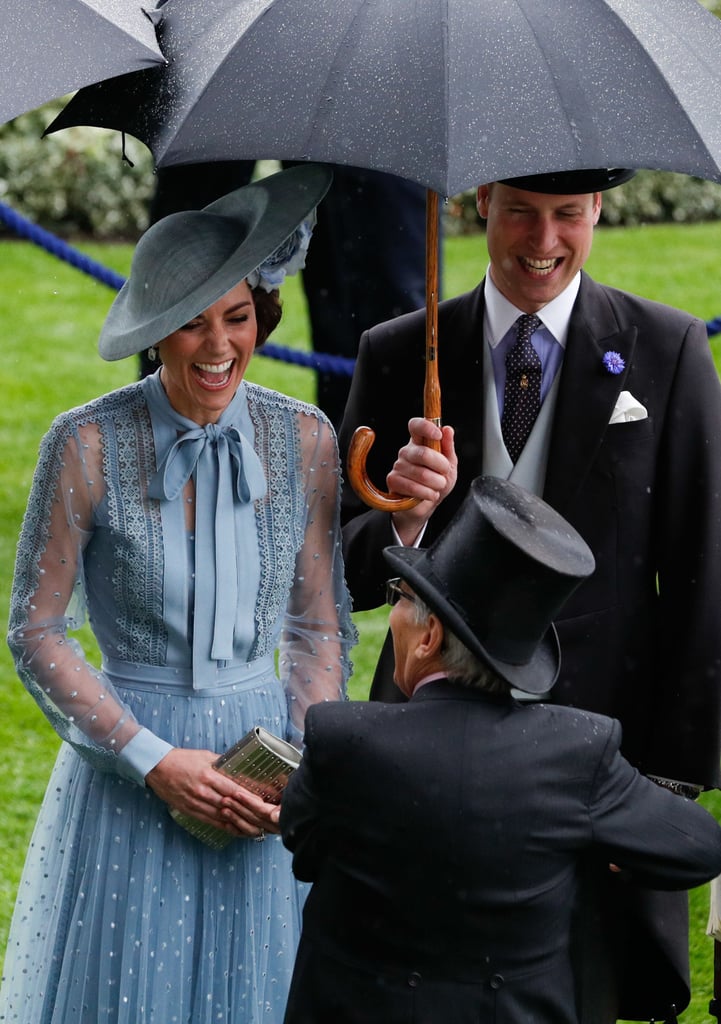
[384,544,560,695]
[498,167,636,194]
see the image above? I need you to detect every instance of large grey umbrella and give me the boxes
[48,0,721,194]
[46,0,721,509]
[1,0,165,126]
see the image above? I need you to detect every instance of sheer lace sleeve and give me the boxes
[7,411,156,782]
[279,411,357,744]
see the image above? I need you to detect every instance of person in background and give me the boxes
[3,164,356,1024]
[281,476,721,1024]
[338,167,721,1021]
[143,160,428,429]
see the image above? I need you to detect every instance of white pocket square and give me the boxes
[609,390,647,424]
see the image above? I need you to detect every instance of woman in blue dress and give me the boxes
[3,164,355,1023]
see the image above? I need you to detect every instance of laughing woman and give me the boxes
[3,164,355,1024]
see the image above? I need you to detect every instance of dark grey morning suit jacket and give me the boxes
[281,685,721,1024]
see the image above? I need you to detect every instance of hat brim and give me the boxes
[498,168,636,194]
[384,545,560,695]
[99,163,333,360]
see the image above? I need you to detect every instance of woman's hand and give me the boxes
[218,786,281,836]
[146,747,279,838]
[386,418,457,545]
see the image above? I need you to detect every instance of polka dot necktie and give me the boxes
[501,313,542,462]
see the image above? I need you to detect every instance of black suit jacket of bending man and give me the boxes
[338,271,721,1016]
[281,685,721,1024]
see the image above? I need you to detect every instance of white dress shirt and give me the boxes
[484,269,580,416]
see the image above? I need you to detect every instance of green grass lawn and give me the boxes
[2,222,721,1019]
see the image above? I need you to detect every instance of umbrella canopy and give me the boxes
[45,0,721,512]
[48,0,721,194]
[1,0,165,126]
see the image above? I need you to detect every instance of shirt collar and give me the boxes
[483,267,580,349]
[411,671,448,696]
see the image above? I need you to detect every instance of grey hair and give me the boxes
[411,593,511,695]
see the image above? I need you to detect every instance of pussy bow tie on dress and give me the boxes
[152,423,266,503]
[149,422,267,688]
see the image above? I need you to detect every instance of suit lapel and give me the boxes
[544,274,637,514]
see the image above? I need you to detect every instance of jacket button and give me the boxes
[490,973,505,990]
[407,971,422,988]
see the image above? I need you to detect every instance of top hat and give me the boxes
[98,163,333,361]
[498,167,636,194]
[383,476,595,694]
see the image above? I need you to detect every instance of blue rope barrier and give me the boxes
[260,342,356,375]
[0,200,357,376]
[1,199,719,352]
[708,315,721,337]
[0,199,126,290]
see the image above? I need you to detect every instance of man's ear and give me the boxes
[416,613,445,660]
[476,184,490,220]
[592,191,602,225]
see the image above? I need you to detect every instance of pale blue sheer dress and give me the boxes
[3,373,355,1024]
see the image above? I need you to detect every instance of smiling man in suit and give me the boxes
[338,168,721,1021]
[281,477,721,1024]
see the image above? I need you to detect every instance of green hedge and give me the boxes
[0,102,155,239]
[3,100,721,239]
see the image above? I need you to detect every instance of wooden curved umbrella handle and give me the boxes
[347,426,423,512]
[347,189,441,513]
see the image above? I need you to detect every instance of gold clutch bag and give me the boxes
[170,726,302,849]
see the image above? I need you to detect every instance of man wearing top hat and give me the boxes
[338,169,721,1020]
[280,477,721,1024]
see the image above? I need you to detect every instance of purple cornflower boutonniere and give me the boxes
[602,351,625,375]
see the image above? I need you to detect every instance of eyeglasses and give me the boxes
[385,578,417,607]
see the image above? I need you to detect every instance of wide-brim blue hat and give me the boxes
[498,167,636,194]
[98,163,333,360]
[383,476,595,694]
